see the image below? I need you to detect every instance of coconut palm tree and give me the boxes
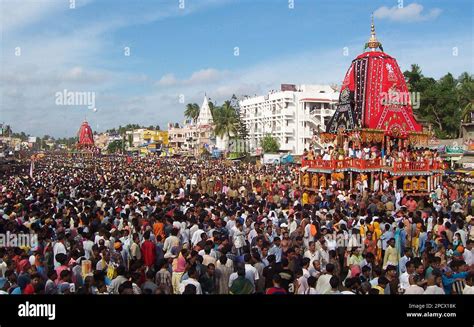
[184,103,200,124]
[2,124,12,137]
[457,72,474,137]
[213,101,239,151]
[209,101,216,120]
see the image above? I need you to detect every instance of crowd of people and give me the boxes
[0,154,472,295]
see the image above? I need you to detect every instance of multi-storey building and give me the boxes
[125,129,169,154]
[239,84,339,155]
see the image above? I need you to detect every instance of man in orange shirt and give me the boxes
[153,217,165,240]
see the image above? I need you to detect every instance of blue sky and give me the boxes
[1,0,472,137]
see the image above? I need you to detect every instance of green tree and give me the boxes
[184,103,200,124]
[107,140,124,153]
[458,72,474,125]
[229,94,240,115]
[432,73,461,138]
[11,131,29,141]
[209,101,217,120]
[404,64,423,91]
[404,65,473,138]
[213,101,239,149]
[1,124,12,137]
[261,134,280,153]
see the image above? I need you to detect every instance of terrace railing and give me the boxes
[301,158,444,172]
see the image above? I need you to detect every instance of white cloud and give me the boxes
[157,69,230,87]
[374,3,441,22]
[188,68,227,84]
[1,0,469,138]
[158,74,179,86]
[5,32,471,138]
[0,0,62,34]
[0,0,233,136]
[0,0,94,34]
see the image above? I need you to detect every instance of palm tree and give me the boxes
[237,115,249,154]
[456,72,474,137]
[209,101,216,120]
[2,124,12,137]
[184,103,200,124]
[404,64,423,91]
[458,73,473,120]
[214,101,239,151]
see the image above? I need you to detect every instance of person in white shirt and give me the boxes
[303,220,314,248]
[0,258,7,278]
[404,275,425,295]
[399,261,415,291]
[163,229,180,255]
[180,225,190,248]
[228,255,260,289]
[82,235,94,260]
[306,276,318,294]
[373,179,380,193]
[463,272,474,295]
[304,242,318,266]
[399,249,412,275]
[247,227,258,245]
[243,254,259,287]
[232,223,246,255]
[324,234,337,252]
[225,215,236,234]
[178,187,185,199]
[315,241,330,269]
[426,216,434,232]
[288,216,297,235]
[395,190,402,210]
[53,235,67,268]
[191,226,205,247]
[463,240,473,266]
[189,221,199,241]
[296,270,309,294]
[200,247,217,266]
[341,277,360,294]
[179,267,202,294]
[315,263,335,294]
[383,179,390,192]
[424,285,445,294]
[185,178,191,192]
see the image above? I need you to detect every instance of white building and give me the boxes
[126,129,146,149]
[168,96,215,155]
[197,95,213,126]
[239,84,339,155]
